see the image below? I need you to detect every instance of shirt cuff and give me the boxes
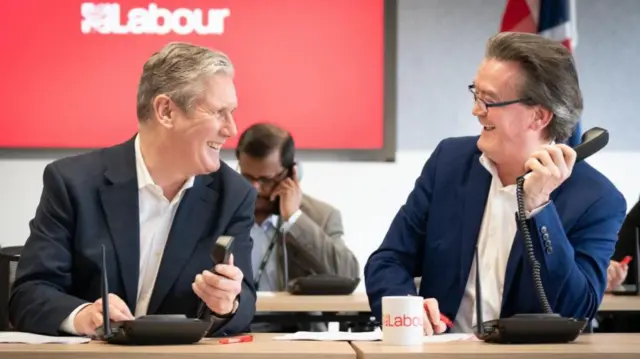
[526,201,550,219]
[280,209,302,232]
[59,303,92,335]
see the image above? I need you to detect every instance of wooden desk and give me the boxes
[256,292,640,313]
[599,294,640,311]
[351,333,640,358]
[0,334,355,359]
[256,292,369,312]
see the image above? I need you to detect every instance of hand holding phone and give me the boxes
[522,144,577,212]
[192,236,242,316]
[270,164,302,220]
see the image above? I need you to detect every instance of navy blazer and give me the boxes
[9,137,257,336]
[365,136,626,325]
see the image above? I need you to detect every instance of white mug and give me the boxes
[381,296,424,346]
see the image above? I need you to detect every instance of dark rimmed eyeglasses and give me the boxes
[238,167,289,190]
[468,84,534,113]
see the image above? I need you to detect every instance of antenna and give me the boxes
[474,246,484,336]
[101,245,112,338]
[634,227,640,293]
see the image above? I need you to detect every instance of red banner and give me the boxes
[0,0,384,149]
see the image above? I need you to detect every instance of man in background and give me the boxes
[365,32,626,335]
[10,42,257,337]
[236,123,359,331]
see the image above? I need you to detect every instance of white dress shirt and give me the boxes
[60,134,194,334]
[452,154,545,333]
[250,210,301,291]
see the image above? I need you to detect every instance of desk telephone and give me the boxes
[95,235,235,345]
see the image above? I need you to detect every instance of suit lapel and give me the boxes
[147,175,219,314]
[458,154,492,293]
[99,138,140,310]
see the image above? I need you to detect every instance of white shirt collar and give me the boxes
[478,140,556,188]
[134,134,195,191]
[257,215,280,230]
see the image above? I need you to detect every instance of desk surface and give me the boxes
[0,334,355,359]
[257,292,640,312]
[256,292,369,312]
[599,294,640,311]
[351,333,640,359]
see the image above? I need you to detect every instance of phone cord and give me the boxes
[516,175,553,314]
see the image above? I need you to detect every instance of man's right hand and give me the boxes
[606,260,628,292]
[423,298,447,336]
[74,293,134,336]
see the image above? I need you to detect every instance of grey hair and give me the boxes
[136,42,234,122]
[485,32,583,143]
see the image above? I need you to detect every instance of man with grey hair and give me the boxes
[365,32,626,335]
[9,42,258,337]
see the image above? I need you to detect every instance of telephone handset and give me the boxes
[197,236,235,321]
[475,127,610,344]
[521,127,609,176]
[272,163,295,216]
[570,127,609,163]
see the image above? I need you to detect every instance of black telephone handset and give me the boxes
[474,127,610,344]
[95,245,210,345]
[210,235,234,269]
[272,164,295,216]
[571,127,609,163]
[197,236,236,321]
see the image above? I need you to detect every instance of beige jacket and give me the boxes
[273,194,360,290]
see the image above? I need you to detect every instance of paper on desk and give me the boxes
[272,331,476,342]
[0,332,91,344]
[257,291,276,297]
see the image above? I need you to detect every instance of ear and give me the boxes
[152,94,174,128]
[530,106,553,132]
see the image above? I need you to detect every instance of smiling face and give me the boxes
[472,58,550,167]
[154,73,238,176]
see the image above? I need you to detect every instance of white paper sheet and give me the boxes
[256,291,276,297]
[0,332,91,344]
[272,330,476,342]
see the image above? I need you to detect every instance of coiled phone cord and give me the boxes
[516,175,553,314]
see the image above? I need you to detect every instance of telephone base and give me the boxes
[473,314,588,344]
[96,315,211,345]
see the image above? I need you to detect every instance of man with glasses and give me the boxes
[365,32,626,335]
[235,123,359,331]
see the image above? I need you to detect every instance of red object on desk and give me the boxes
[423,302,453,328]
[439,314,454,328]
[218,335,253,345]
[621,256,633,266]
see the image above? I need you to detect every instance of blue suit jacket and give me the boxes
[9,137,257,336]
[365,136,626,325]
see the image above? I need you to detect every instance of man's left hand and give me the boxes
[270,165,302,221]
[523,144,576,212]
[192,254,242,316]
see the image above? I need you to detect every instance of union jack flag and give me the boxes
[500,0,581,146]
